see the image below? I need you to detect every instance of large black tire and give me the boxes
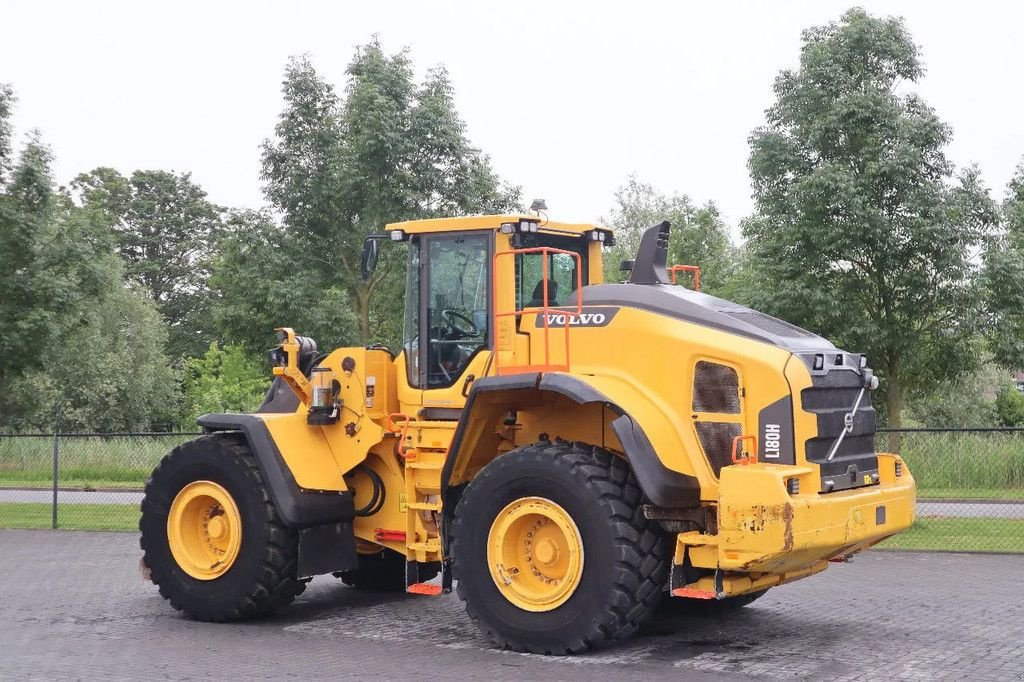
[139,435,305,621]
[658,589,769,617]
[335,549,438,592]
[451,441,670,654]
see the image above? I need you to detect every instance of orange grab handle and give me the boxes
[669,265,701,292]
[731,435,757,465]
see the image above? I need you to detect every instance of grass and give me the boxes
[878,516,1024,553]
[0,434,193,490]
[876,431,1024,495]
[0,502,139,531]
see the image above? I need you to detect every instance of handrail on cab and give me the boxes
[491,247,583,376]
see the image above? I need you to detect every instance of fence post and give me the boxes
[52,405,60,529]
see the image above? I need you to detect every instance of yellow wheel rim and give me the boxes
[486,496,584,612]
[167,481,242,580]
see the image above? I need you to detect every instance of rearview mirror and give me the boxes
[361,238,380,281]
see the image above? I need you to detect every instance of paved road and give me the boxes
[3,489,1023,519]
[0,530,1021,680]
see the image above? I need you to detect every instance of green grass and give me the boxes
[917,488,1024,501]
[0,502,139,531]
[876,431,1024,495]
[878,516,1024,553]
[0,434,194,490]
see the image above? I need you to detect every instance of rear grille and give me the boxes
[801,368,878,492]
[693,361,740,414]
[696,421,742,476]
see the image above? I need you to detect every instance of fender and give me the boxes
[439,373,701,511]
[197,413,354,528]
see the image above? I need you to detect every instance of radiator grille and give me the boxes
[693,361,740,414]
[696,421,742,476]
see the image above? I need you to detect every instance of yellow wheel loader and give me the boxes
[139,215,916,653]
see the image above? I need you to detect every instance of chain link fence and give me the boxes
[0,431,199,531]
[0,427,1021,552]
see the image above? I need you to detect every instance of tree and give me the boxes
[211,209,361,356]
[179,343,270,427]
[251,44,520,353]
[73,168,225,359]
[0,89,178,431]
[743,8,998,426]
[905,363,1003,428]
[602,176,735,293]
[995,382,1024,427]
[983,160,1024,368]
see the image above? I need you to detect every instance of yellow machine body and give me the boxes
[230,214,915,599]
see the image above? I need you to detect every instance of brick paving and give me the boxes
[0,530,1021,680]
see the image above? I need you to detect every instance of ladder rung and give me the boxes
[408,540,441,552]
[407,583,442,596]
[407,502,441,511]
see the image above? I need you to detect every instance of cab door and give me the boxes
[401,231,492,416]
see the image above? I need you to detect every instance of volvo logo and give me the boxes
[532,307,619,328]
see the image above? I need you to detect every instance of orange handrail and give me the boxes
[669,265,701,292]
[731,435,757,465]
[492,247,583,376]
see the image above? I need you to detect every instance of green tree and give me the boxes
[905,363,1003,428]
[743,8,998,426]
[995,383,1024,427]
[0,89,178,431]
[179,342,270,427]
[983,160,1024,368]
[242,43,519,354]
[602,176,735,293]
[72,168,225,359]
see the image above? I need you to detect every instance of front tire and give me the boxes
[451,441,670,654]
[139,435,305,621]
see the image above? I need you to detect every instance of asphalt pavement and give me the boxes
[0,530,1022,680]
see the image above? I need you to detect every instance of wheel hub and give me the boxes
[166,481,242,580]
[486,497,584,612]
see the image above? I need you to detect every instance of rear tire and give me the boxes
[140,435,305,621]
[451,440,670,654]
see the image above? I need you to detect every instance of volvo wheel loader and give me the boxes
[140,215,916,654]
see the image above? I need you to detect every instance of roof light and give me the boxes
[500,222,516,234]
[860,354,868,368]
[389,230,405,241]
[813,354,824,371]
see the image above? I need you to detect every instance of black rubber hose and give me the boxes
[353,464,385,517]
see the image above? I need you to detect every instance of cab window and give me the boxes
[515,233,589,309]
[424,233,490,388]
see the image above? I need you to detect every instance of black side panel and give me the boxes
[197,413,354,528]
[297,521,358,578]
[758,396,796,465]
[610,414,701,507]
[256,377,300,414]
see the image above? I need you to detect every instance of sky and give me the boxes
[3,1,1023,239]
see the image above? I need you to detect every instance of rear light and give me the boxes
[786,477,800,495]
[894,461,902,478]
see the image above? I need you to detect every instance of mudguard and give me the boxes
[197,413,354,528]
[439,373,701,509]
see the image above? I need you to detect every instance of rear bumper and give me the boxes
[672,453,915,597]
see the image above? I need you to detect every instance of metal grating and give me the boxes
[696,421,743,476]
[692,361,740,414]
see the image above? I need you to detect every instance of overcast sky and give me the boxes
[3,1,1022,238]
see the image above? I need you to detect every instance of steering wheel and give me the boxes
[441,309,480,338]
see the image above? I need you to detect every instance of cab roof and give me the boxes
[385,214,606,236]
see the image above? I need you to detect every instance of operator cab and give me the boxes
[360,215,608,403]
